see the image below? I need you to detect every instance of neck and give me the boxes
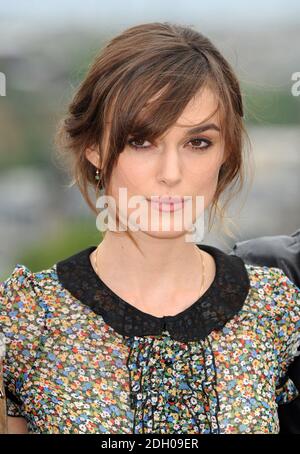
[101,229,202,267]
[92,230,207,311]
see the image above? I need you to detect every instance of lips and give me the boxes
[148,196,184,204]
[146,196,185,213]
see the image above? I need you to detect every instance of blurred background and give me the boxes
[0,0,299,279]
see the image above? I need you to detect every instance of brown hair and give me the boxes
[54,21,253,247]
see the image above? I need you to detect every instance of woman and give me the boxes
[0,22,299,434]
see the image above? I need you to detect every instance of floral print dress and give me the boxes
[0,243,299,434]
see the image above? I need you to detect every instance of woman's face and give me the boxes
[86,85,225,240]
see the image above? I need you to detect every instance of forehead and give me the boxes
[174,85,220,128]
[145,84,221,131]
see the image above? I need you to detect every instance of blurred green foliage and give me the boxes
[17,218,103,272]
[242,84,300,125]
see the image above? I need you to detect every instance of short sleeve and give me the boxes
[270,267,300,404]
[0,264,46,417]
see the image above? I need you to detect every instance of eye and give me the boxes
[187,137,213,150]
[127,138,152,150]
[127,136,213,151]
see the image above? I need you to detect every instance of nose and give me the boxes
[157,148,182,186]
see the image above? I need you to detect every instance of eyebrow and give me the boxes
[128,122,221,141]
[182,123,221,136]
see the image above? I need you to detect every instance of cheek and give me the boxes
[108,156,149,217]
[112,154,149,191]
[192,161,221,193]
[190,159,222,210]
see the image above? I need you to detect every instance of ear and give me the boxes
[85,145,101,168]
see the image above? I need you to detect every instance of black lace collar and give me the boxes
[56,244,250,342]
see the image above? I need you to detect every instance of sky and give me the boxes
[1,0,300,29]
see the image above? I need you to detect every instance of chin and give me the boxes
[142,229,188,240]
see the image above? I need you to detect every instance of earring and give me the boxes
[185,214,205,244]
[95,168,105,196]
